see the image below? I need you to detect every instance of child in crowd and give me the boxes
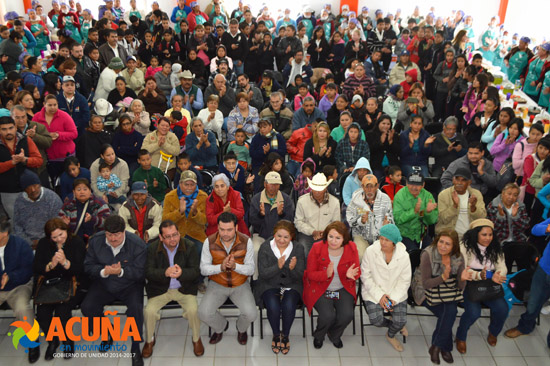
[132,149,168,202]
[226,128,251,170]
[381,165,403,202]
[319,82,339,116]
[323,164,340,198]
[294,159,315,197]
[169,110,188,145]
[170,63,182,89]
[96,162,126,205]
[400,69,419,99]
[145,56,162,78]
[173,152,204,189]
[294,83,313,111]
[218,152,254,198]
[59,157,91,201]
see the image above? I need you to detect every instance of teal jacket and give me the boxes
[393,187,438,242]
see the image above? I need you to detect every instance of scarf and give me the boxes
[264,130,278,150]
[177,185,199,217]
[286,59,306,87]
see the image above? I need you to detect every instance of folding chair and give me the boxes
[258,300,306,339]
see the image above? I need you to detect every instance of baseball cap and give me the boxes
[131,181,148,194]
[265,171,282,184]
[454,167,472,180]
[400,50,410,57]
[362,174,378,186]
[62,75,75,83]
[407,172,424,186]
[180,170,197,183]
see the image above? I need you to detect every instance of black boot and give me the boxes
[63,340,74,359]
[45,339,60,361]
[28,346,40,363]
[100,336,113,353]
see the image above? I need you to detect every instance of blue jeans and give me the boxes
[423,300,458,352]
[456,293,509,341]
[286,159,301,178]
[233,61,244,75]
[261,288,300,337]
[517,265,550,335]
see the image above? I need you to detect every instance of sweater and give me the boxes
[145,238,199,298]
[59,168,91,201]
[76,129,113,169]
[162,189,207,242]
[249,132,287,172]
[360,240,411,304]
[59,195,110,240]
[119,195,163,241]
[84,231,147,294]
[185,131,219,169]
[249,190,295,239]
[120,68,145,94]
[111,129,144,166]
[291,107,325,131]
[342,74,376,101]
[441,156,498,195]
[226,141,251,168]
[13,188,63,244]
[512,139,535,177]
[141,131,181,171]
[32,108,78,161]
[435,186,487,235]
[0,236,34,292]
[206,187,249,236]
[303,240,360,313]
[399,128,432,169]
[393,187,438,242]
[132,166,167,202]
[487,194,530,243]
[254,238,305,305]
[490,134,525,172]
[90,158,130,199]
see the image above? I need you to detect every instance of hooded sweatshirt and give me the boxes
[342,157,372,205]
[400,68,418,99]
[294,158,316,197]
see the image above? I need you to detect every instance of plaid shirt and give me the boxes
[486,198,530,243]
[335,137,370,173]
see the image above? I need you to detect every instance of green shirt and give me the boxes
[393,187,438,242]
[132,166,168,202]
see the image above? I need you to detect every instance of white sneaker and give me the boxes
[541,305,550,315]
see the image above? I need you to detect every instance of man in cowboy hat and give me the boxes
[294,172,341,257]
[169,70,204,116]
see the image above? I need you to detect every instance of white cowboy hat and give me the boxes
[94,98,113,116]
[307,173,333,192]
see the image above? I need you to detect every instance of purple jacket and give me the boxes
[319,93,338,117]
[490,133,525,171]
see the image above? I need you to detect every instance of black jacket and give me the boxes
[221,31,249,62]
[84,231,147,294]
[33,235,86,283]
[0,132,31,193]
[145,238,199,298]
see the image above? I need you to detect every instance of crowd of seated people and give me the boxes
[1,2,550,366]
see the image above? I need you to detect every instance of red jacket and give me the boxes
[205,186,250,236]
[381,177,404,202]
[303,240,361,314]
[286,124,312,162]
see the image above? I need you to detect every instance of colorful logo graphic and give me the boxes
[7,317,44,352]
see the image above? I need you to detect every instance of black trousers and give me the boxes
[37,302,72,343]
[81,282,144,352]
[313,289,354,342]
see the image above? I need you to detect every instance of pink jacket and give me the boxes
[33,108,78,161]
[512,140,536,176]
[462,87,482,123]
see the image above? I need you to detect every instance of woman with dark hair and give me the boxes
[209,45,233,73]
[481,107,514,150]
[107,76,138,108]
[59,178,110,241]
[461,73,488,125]
[182,48,207,86]
[412,229,467,364]
[382,85,404,126]
[366,115,400,181]
[452,29,468,55]
[89,144,130,200]
[24,84,43,112]
[111,114,144,175]
[362,224,410,352]
[138,76,168,115]
[227,92,260,141]
[399,115,435,178]
[307,26,330,68]
[465,96,499,145]
[141,117,181,179]
[13,90,36,120]
[43,72,62,96]
[303,121,338,173]
[33,218,86,360]
[326,94,349,130]
[0,80,16,109]
[76,115,114,169]
[513,123,544,179]
[254,152,293,195]
[0,31,23,72]
[254,220,305,354]
[304,221,360,349]
[447,54,469,119]
[335,122,370,174]
[396,82,435,133]
[456,219,508,354]
[185,117,219,171]
[490,118,526,171]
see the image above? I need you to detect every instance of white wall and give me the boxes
[505,0,549,45]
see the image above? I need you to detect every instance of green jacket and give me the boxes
[393,187,438,242]
[132,166,168,202]
[145,238,199,298]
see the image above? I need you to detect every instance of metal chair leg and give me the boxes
[260,308,263,339]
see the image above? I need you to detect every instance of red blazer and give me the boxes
[205,186,250,236]
[303,240,361,314]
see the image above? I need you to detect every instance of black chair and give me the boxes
[258,300,306,339]
[199,169,215,195]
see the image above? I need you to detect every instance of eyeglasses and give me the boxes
[163,233,180,240]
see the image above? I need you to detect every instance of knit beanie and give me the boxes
[20,169,41,189]
[379,224,402,244]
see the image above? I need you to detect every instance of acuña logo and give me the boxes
[46,310,141,342]
[8,317,44,352]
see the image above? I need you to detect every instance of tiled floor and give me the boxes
[1,303,549,366]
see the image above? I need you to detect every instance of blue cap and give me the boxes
[542,43,550,52]
[362,6,368,12]
[4,11,19,21]
[375,9,383,15]
[520,36,531,44]
[400,50,410,56]
[190,1,198,7]
[131,181,148,194]
[0,109,11,117]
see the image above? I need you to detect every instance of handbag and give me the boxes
[33,275,77,305]
[425,277,463,306]
[464,278,504,303]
